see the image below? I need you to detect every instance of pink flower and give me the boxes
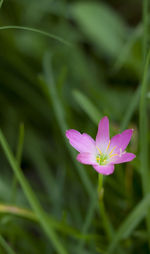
[66,116,136,175]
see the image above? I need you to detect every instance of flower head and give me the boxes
[66,116,136,175]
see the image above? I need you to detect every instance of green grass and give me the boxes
[0,0,149,253]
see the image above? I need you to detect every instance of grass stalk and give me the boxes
[42,52,96,200]
[0,235,16,254]
[139,49,150,246]
[97,175,113,241]
[143,0,149,62]
[140,0,150,247]
[0,0,4,8]
[11,123,24,203]
[42,53,114,241]
[0,26,71,46]
[0,203,90,240]
[0,130,68,254]
[107,193,150,253]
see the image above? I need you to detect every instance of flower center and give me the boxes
[96,153,108,165]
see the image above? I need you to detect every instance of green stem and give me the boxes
[42,52,114,245]
[140,49,150,248]
[140,49,150,193]
[98,174,104,201]
[0,235,16,254]
[141,0,150,248]
[0,130,68,254]
[76,174,113,252]
[0,203,87,240]
[0,0,4,8]
[42,53,95,200]
[99,201,113,240]
[0,26,71,46]
[143,0,149,63]
[11,123,24,203]
[16,123,24,165]
[98,174,113,240]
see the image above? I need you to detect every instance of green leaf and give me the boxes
[107,194,150,253]
[73,90,102,125]
[71,2,127,57]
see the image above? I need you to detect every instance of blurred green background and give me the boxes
[0,0,149,253]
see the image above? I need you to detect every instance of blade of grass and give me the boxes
[10,123,25,246]
[0,204,91,240]
[41,55,127,253]
[120,86,140,131]
[16,124,24,166]
[140,0,150,247]
[26,129,57,203]
[112,24,142,73]
[0,130,68,254]
[42,54,104,224]
[139,48,150,245]
[0,26,71,46]
[11,123,24,203]
[76,198,98,252]
[107,194,150,253]
[0,204,37,221]
[77,197,121,253]
[77,186,124,253]
[0,235,16,254]
[0,0,3,8]
[39,75,99,215]
[120,0,149,134]
[143,0,149,62]
[73,90,102,125]
[41,53,128,254]
[42,53,96,200]
[42,53,114,241]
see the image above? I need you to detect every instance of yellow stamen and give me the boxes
[109,146,117,156]
[106,140,110,152]
[96,146,102,155]
[110,154,118,158]
[97,157,100,161]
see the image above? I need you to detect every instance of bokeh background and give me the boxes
[0,0,149,253]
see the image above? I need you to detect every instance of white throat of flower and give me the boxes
[96,141,126,166]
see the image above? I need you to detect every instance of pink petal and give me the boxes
[92,164,114,175]
[96,116,110,153]
[108,129,133,154]
[110,152,136,164]
[77,153,96,165]
[66,129,96,153]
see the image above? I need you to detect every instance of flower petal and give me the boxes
[77,153,96,164]
[96,116,110,152]
[108,129,133,154]
[66,129,96,153]
[92,164,114,175]
[110,152,136,164]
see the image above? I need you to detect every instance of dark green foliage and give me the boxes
[0,0,149,253]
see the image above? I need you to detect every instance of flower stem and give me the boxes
[98,174,113,240]
[98,174,104,201]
